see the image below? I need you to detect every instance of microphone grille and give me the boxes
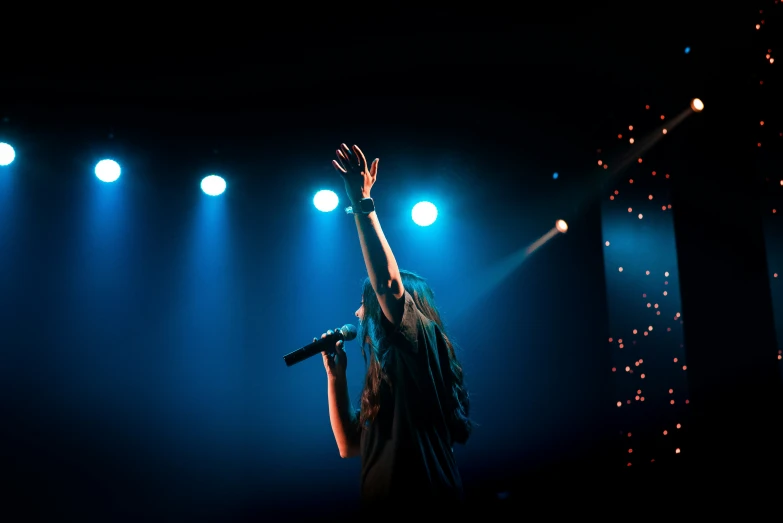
[341,324,358,341]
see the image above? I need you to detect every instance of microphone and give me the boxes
[283,324,357,367]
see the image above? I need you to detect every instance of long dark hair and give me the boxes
[357,269,472,444]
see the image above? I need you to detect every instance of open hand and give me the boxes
[318,330,347,381]
[332,143,378,206]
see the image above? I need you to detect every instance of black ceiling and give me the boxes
[0,6,736,104]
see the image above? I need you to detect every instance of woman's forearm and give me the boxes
[327,376,360,458]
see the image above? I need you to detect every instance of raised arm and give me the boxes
[333,144,404,326]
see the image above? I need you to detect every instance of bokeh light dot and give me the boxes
[95,159,121,183]
[411,201,438,226]
[201,175,226,196]
[0,142,16,166]
[313,190,339,212]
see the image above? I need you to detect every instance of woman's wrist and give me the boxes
[349,191,371,207]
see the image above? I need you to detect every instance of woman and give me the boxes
[318,143,472,514]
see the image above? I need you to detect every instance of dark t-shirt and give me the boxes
[359,290,464,511]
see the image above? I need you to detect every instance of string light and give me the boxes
[602,103,690,467]
[756,0,780,364]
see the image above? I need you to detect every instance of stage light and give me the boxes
[95,159,121,182]
[684,47,691,54]
[201,175,226,196]
[0,142,16,166]
[556,219,568,233]
[411,201,438,227]
[552,172,559,179]
[313,190,338,212]
[690,98,704,112]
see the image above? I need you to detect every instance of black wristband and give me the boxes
[345,197,375,215]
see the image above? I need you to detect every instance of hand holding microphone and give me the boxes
[282,324,357,369]
[318,329,348,381]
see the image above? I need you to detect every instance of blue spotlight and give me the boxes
[313,190,339,212]
[201,175,226,196]
[0,142,16,166]
[552,172,559,179]
[95,159,121,182]
[411,201,438,227]
[684,47,691,54]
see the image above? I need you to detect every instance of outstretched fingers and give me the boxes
[352,145,368,171]
[340,143,352,161]
[332,158,347,174]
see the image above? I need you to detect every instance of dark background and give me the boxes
[1,4,781,522]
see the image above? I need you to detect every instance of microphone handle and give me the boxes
[283,331,344,367]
